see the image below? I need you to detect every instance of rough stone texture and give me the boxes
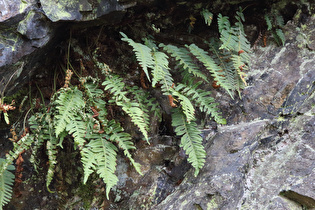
[155,14,315,210]
[39,0,125,22]
[0,0,128,95]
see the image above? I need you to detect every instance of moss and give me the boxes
[19,0,30,13]
[207,197,219,210]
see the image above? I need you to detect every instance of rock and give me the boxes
[155,10,315,210]
[39,0,125,22]
[0,0,130,95]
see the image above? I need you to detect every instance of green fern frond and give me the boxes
[160,44,208,82]
[275,29,285,46]
[46,136,59,193]
[174,83,226,124]
[54,87,85,137]
[172,109,206,176]
[0,134,33,207]
[0,158,15,208]
[103,75,149,141]
[218,14,230,34]
[170,88,195,123]
[201,9,213,26]
[118,102,149,141]
[218,10,250,56]
[105,120,142,175]
[275,15,284,27]
[214,11,250,96]
[265,14,272,30]
[120,32,154,82]
[127,86,152,128]
[151,51,173,90]
[82,137,118,199]
[66,114,88,148]
[187,44,235,97]
[2,134,33,174]
[82,79,104,102]
[264,13,286,46]
[102,75,130,102]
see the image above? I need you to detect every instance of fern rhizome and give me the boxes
[0,8,251,205]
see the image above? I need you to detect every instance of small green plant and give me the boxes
[0,8,251,207]
[120,7,250,176]
[264,13,286,46]
[0,158,15,207]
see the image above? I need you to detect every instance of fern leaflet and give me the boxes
[160,44,208,82]
[170,89,195,123]
[102,75,149,141]
[46,136,59,192]
[174,83,226,124]
[106,120,142,175]
[201,9,213,26]
[0,158,15,208]
[151,51,173,91]
[54,87,85,137]
[82,137,118,199]
[275,29,285,46]
[120,32,154,82]
[187,44,235,97]
[172,109,206,176]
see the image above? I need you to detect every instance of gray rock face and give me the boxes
[0,0,126,95]
[155,14,315,210]
[39,0,124,22]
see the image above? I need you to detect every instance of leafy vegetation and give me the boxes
[0,7,252,207]
[264,13,286,46]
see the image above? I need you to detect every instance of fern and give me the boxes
[201,9,213,26]
[127,86,152,130]
[0,133,33,207]
[214,10,251,97]
[173,83,226,124]
[82,78,104,102]
[81,136,118,199]
[105,120,142,175]
[172,109,206,176]
[275,15,284,27]
[160,43,208,82]
[54,87,85,137]
[120,32,154,81]
[1,134,33,175]
[46,136,59,192]
[209,46,245,97]
[1,6,255,206]
[0,158,15,208]
[170,88,196,123]
[187,44,236,97]
[102,75,149,141]
[66,114,88,148]
[274,28,285,46]
[151,51,173,91]
[265,14,273,30]
[264,13,286,46]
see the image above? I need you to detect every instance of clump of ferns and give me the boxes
[120,7,251,177]
[264,11,286,46]
[0,7,251,205]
